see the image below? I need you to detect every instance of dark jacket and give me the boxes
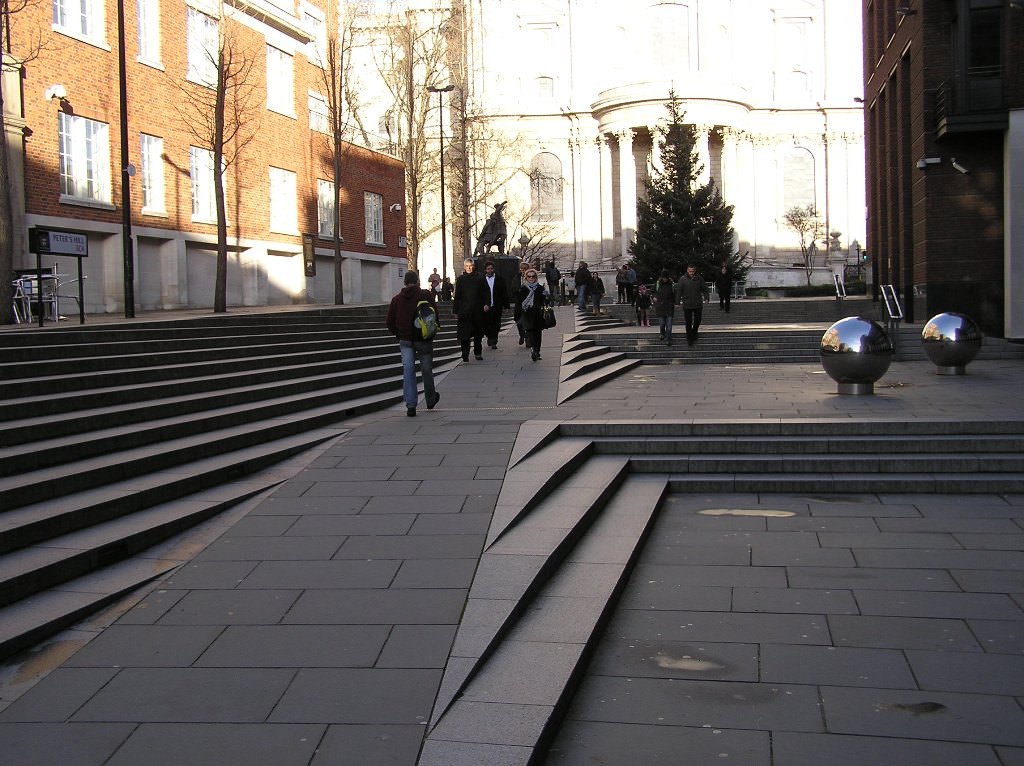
[453,271,486,320]
[653,277,676,317]
[573,265,591,288]
[590,275,606,296]
[677,274,710,309]
[714,268,734,292]
[483,273,511,311]
[516,283,549,331]
[386,285,435,342]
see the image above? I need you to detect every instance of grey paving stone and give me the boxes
[286,514,415,536]
[155,590,301,625]
[461,640,582,706]
[389,466,479,481]
[639,544,751,566]
[617,578,732,612]
[772,731,1002,766]
[563,675,824,732]
[376,625,457,668]
[449,598,517,658]
[299,467,396,481]
[818,532,962,549]
[854,589,1024,619]
[623,563,788,588]
[586,637,759,682]
[106,723,324,766]
[853,549,1024,570]
[440,452,515,467]
[227,516,299,536]
[417,739,531,766]
[416,479,505,496]
[820,685,1024,746]
[336,453,444,468]
[409,512,492,535]
[955,533,1024,551]
[63,625,223,667]
[237,560,400,589]
[311,724,427,766]
[877,517,1023,533]
[766,516,881,532]
[997,746,1024,766]
[733,587,859,614]
[752,546,856,566]
[195,536,345,561]
[0,722,135,766]
[761,643,915,687]
[73,668,295,722]
[249,496,369,515]
[303,480,420,497]
[546,720,770,766]
[542,562,624,598]
[828,614,983,651]
[514,596,606,644]
[0,668,119,722]
[966,619,1024,654]
[269,668,440,724]
[952,569,1024,593]
[392,558,479,588]
[462,494,500,513]
[116,589,188,625]
[787,567,958,591]
[362,495,468,514]
[284,588,468,625]
[428,700,552,747]
[463,554,545,601]
[162,561,259,589]
[194,625,389,667]
[333,533,484,560]
[608,609,830,645]
[906,650,1024,695]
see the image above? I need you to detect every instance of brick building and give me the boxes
[862,0,1024,338]
[4,0,408,314]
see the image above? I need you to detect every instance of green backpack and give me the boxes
[414,299,439,340]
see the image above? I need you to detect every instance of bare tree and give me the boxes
[0,0,47,323]
[783,204,824,286]
[175,6,259,313]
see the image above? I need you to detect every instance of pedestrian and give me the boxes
[634,283,652,327]
[481,260,511,349]
[453,258,486,361]
[677,263,710,345]
[715,263,734,312]
[386,270,440,417]
[428,267,441,293]
[441,277,453,302]
[615,265,627,304]
[544,260,561,300]
[653,269,676,345]
[516,267,550,362]
[573,261,591,310]
[590,271,606,315]
[625,263,638,304]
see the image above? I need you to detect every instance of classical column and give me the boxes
[617,128,637,263]
[598,134,615,263]
[694,124,712,186]
[578,132,602,266]
[648,125,663,175]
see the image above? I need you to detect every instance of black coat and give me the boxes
[516,284,549,331]
[453,271,486,320]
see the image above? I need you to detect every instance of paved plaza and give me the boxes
[1,305,1022,765]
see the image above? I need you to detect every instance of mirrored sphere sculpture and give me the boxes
[921,312,982,375]
[820,316,894,395]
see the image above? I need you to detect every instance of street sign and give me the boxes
[30,227,89,257]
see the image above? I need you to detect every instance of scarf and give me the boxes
[521,281,541,310]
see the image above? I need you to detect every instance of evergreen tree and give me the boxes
[630,93,742,284]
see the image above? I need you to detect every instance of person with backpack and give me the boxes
[573,262,591,310]
[544,260,561,300]
[386,270,440,417]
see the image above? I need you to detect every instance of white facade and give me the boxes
[435,0,866,282]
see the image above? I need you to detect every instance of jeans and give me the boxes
[576,284,587,309]
[593,295,602,313]
[659,314,673,340]
[399,339,435,408]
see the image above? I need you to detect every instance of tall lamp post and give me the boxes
[116,0,135,317]
[427,84,454,280]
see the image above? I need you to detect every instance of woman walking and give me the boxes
[653,269,676,346]
[516,267,550,361]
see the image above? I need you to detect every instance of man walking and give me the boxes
[573,261,591,310]
[481,260,510,349]
[386,271,440,417]
[453,258,486,361]
[715,263,734,312]
[677,263,710,345]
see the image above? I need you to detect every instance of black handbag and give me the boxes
[541,306,557,329]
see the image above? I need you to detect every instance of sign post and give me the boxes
[28,226,89,325]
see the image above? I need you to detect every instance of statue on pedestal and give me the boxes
[474,202,508,257]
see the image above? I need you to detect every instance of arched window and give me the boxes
[535,76,554,98]
[530,153,563,222]
[783,147,815,210]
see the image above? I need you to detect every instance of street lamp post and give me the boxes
[116,0,135,318]
[427,84,455,281]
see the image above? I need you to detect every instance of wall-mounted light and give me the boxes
[44,84,67,101]
[389,203,402,212]
[916,157,942,170]
[951,158,970,174]
[895,5,916,15]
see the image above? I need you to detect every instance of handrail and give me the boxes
[833,274,846,301]
[880,284,903,321]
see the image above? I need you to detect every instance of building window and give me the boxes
[137,0,161,65]
[649,3,690,71]
[189,146,217,222]
[364,192,384,245]
[266,45,295,116]
[530,152,563,222]
[302,3,326,67]
[535,76,554,99]
[140,134,165,213]
[317,179,335,238]
[269,167,298,234]
[186,7,218,88]
[308,91,329,134]
[783,148,816,210]
[58,112,110,204]
[53,0,105,43]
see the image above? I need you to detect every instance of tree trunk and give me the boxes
[0,102,14,324]
[213,68,228,313]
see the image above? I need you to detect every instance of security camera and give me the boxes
[951,158,969,175]
[44,84,67,101]
[389,203,402,212]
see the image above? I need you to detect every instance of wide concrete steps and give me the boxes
[420,416,1024,764]
[0,305,451,662]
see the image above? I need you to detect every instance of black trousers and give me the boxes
[457,317,483,358]
[684,307,703,342]
[482,307,503,346]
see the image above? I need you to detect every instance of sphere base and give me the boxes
[935,365,966,376]
[837,382,875,395]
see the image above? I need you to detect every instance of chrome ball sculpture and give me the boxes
[921,312,982,375]
[820,316,894,395]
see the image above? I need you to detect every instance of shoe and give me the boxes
[488,343,497,349]
[518,336,525,345]
[427,392,440,410]
[531,352,540,361]
[461,354,469,362]
[474,354,483,361]
[407,407,416,417]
